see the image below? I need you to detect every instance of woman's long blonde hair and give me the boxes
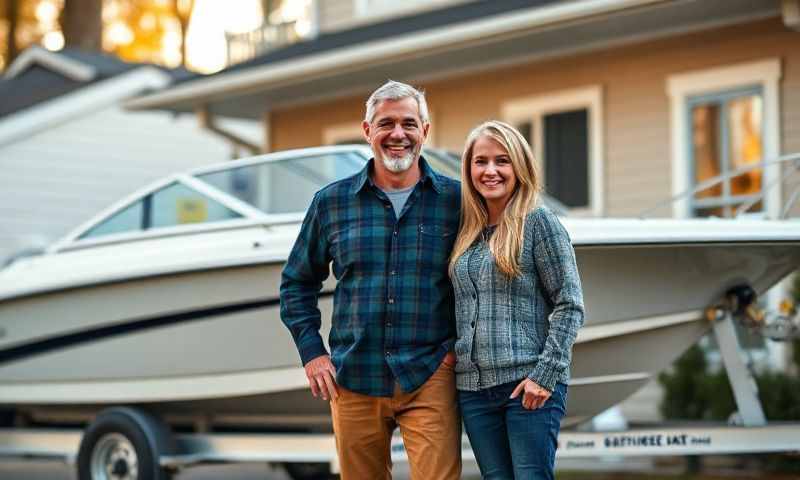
[449,120,542,277]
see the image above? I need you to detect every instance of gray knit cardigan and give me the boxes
[451,206,585,392]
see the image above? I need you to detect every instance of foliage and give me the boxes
[793,273,800,370]
[0,0,196,72]
[106,0,194,67]
[657,344,736,421]
[660,342,800,422]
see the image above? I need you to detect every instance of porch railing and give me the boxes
[225,21,300,66]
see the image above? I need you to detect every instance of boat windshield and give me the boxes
[194,147,568,216]
[196,151,367,215]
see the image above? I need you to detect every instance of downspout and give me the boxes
[784,0,800,31]
[195,105,262,156]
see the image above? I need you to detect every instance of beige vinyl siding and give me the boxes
[317,0,357,33]
[0,107,246,260]
[318,0,474,33]
[271,17,800,218]
[783,47,800,218]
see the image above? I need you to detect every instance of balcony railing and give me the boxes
[225,21,301,66]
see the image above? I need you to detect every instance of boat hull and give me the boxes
[1,241,798,428]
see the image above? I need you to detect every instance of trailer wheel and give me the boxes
[77,407,174,480]
[284,462,335,480]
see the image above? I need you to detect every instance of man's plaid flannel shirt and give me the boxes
[280,157,461,396]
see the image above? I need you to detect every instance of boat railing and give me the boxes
[638,152,800,219]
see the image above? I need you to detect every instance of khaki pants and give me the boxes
[330,361,462,480]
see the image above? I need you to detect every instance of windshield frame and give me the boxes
[49,146,373,253]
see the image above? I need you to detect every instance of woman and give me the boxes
[450,120,585,479]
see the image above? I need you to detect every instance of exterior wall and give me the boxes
[783,44,800,218]
[317,0,357,34]
[271,17,800,218]
[0,107,253,261]
[318,0,472,33]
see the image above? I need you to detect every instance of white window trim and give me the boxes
[501,85,605,217]
[666,58,782,219]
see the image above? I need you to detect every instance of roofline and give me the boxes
[125,0,668,111]
[0,66,171,146]
[3,45,97,81]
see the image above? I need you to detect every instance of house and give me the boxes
[0,46,260,261]
[126,0,800,422]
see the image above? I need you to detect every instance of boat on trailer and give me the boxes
[0,146,799,479]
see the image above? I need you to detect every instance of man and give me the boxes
[280,80,461,479]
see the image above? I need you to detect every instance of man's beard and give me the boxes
[380,143,419,173]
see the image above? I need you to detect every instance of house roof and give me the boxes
[0,46,192,118]
[212,0,561,79]
[125,0,782,119]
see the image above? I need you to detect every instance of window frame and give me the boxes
[686,86,765,218]
[501,85,605,217]
[666,58,782,219]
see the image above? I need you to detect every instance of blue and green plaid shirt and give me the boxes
[280,157,461,396]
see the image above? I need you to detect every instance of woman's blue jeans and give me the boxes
[458,381,568,480]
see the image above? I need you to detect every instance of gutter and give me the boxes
[125,0,670,110]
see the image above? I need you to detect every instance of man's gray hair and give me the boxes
[365,80,430,124]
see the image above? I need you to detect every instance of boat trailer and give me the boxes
[1,285,799,479]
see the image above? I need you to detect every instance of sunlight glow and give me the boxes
[35,1,60,24]
[42,31,65,51]
[185,0,263,73]
[107,21,135,47]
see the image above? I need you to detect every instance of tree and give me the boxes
[2,0,20,66]
[108,0,194,67]
[60,0,102,50]
[171,0,193,67]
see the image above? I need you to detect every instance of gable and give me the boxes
[0,66,86,118]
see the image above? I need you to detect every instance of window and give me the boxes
[197,152,366,215]
[502,86,604,216]
[667,59,781,219]
[667,59,783,359]
[688,88,764,218]
[80,182,243,240]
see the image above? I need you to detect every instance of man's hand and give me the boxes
[304,355,339,401]
[510,378,551,410]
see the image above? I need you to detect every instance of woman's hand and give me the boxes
[510,378,551,410]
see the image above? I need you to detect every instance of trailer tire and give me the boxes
[77,407,174,480]
[284,462,335,480]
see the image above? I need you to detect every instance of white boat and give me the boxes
[0,145,798,429]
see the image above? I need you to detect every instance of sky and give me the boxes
[185,0,263,73]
